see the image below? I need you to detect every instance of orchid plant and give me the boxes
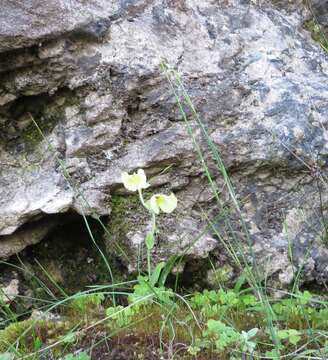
[121,169,177,277]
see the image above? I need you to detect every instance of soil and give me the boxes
[66,329,218,360]
[72,331,174,360]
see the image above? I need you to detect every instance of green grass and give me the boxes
[304,5,328,54]
[1,285,328,359]
[305,18,328,52]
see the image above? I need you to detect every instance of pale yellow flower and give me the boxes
[121,169,150,192]
[148,193,177,215]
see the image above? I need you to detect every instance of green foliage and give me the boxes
[105,305,137,327]
[64,352,90,360]
[203,319,241,352]
[105,262,176,328]
[190,288,258,321]
[0,299,17,325]
[62,332,77,345]
[304,18,328,52]
[187,287,328,357]
[277,329,301,346]
[2,285,328,359]
[265,349,280,359]
[0,320,35,353]
[199,320,258,354]
[0,354,12,360]
[145,232,155,251]
[240,328,258,353]
[33,336,43,352]
[128,275,174,306]
[68,293,104,314]
[272,291,316,323]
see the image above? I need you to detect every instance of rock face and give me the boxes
[1,0,328,287]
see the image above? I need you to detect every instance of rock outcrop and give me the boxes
[1,0,328,287]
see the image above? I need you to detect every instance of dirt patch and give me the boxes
[71,331,163,360]
[69,329,216,360]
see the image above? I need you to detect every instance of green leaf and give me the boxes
[288,330,301,345]
[206,319,224,334]
[298,291,312,305]
[0,354,13,360]
[150,262,165,286]
[204,319,240,352]
[277,329,301,345]
[187,346,201,356]
[63,332,76,344]
[64,355,75,360]
[247,328,258,339]
[233,271,247,293]
[245,340,257,352]
[77,352,91,360]
[265,350,280,359]
[106,305,124,318]
[277,330,289,340]
[158,255,179,287]
[64,351,91,360]
[33,336,43,351]
[145,232,155,250]
[240,294,257,307]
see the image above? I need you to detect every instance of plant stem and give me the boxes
[147,212,157,277]
[138,189,157,278]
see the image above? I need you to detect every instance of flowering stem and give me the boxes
[147,212,157,277]
[147,250,151,279]
[138,189,157,278]
[138,189,148,209]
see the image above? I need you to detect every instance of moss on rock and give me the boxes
[304,18,328,52]
[0,319,58,354]
[8,88,80,153]
[105,194,150,262]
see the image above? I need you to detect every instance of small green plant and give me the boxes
[121,169,177,285]
[265,349,280,359]
[103,171,178,329]
[0,297,17,325]
[0,354,12,360]
[105,305,135,327]
[68,293,105,314]
[203,319,241,352]
[128,275,174,306]
[304,18,328,52]
[32,336,43,352]
[64,352,90,360]
[276,328,301,346]
[201,319,258,354]
[239,328,258,353]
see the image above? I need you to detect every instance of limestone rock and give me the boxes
[0,217,59,259]
[0,271,19,304]
[0,0,117,53]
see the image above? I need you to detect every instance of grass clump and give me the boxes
[304,18,328,52]
[0,319,66,357]
[2,285,328,359]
